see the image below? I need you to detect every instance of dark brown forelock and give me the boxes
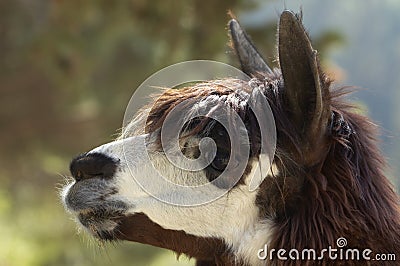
[144,78,265,157]
[145,79,251,134]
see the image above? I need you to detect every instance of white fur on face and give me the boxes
[67,133,276,266]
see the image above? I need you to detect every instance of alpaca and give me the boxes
[62,10,400,265]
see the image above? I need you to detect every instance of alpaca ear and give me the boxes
[229,19,273,78]
[278,11,330,146]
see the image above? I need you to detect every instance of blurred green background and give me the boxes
[1,0,399,265]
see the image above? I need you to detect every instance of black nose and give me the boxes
[70,153,118,182]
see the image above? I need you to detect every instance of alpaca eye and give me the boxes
[210,152,229,171]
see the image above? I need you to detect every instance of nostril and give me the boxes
[70,152,118,182]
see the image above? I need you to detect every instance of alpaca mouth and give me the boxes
[62,178,130,240]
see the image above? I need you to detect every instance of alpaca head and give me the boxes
[61,10,400,265]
